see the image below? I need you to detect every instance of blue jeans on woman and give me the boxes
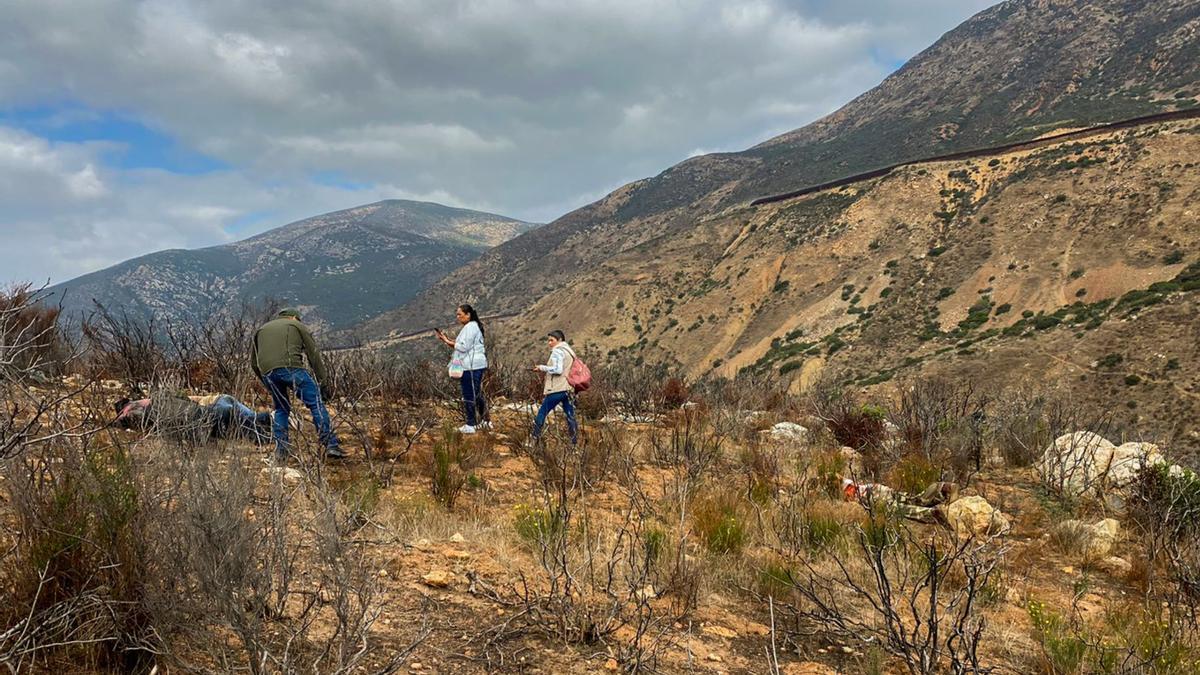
[532,391,577,444]
[460,368,489,426]
[263,367,339,457]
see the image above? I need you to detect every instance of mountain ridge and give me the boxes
[47,199,537,332]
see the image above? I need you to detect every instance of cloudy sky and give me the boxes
[0,0,997,285]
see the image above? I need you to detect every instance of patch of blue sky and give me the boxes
[310,170,372,191]
[225,210,276,237]
[869,45,908,74]
[0,103,229,175]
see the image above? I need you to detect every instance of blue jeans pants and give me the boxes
[532,391,578,444]
[263,368,339,454]
[209,394,272,441]
[460,368,489,426]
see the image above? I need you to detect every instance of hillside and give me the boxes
[359,0,1200,455]
[366,0,1199,339]
[45,200,536,332]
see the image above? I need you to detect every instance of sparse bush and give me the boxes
[889,453,943,494]
[0,283,65,377]
[428,425,482,509]
[692,491,747,555]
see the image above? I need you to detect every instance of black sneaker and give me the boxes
[324,447,347,460]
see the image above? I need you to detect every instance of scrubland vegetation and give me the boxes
[1,284,1198,674]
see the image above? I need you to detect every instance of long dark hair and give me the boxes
[460,304,484,338]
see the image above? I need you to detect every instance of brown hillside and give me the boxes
[358,0,1200,346]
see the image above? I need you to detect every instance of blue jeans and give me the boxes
[263,368,339,454]
[209,395,272,442]
[461,368,489,426]
[532,391,577,444]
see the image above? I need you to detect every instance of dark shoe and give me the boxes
[324,447,347,460]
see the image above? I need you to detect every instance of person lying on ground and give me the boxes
[434,303,490,434]
[529,330,579,446]
[842,479,959,526]
[113,392,272,444]
[251,307,344,462]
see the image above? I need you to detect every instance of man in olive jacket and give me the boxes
[251,308,344,461]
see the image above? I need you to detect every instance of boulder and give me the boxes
[261,467,304,484]
[942,496,1010,538]
[1038,432,1115,498]
[839,446,864,476]
[421,570,453,588]
[1040,432,1170,509]
[768,422,810,443]
[1106,442,1165,489]
[1097,556,1133,578]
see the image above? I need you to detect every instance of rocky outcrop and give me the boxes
[942,496,1010,538]
[1039,433,1166,505]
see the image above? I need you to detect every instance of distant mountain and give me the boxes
[46,200,537,332]
[356,0,1200,457]
[368,0,1199,343]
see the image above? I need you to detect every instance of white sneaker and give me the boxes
[457,424,477,434]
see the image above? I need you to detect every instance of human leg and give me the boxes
[293,369,340,452]
[561,394,578,445]
[472,369,489,424]
[531,393,560,441]
[532,392,569,441]
[460,370,480,427]
[263,370,292,459]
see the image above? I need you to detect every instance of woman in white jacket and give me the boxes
[435,304,490,433]
[530,329,578,445]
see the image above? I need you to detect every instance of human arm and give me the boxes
[536,348,565,374]
[434,328,455,347]
[298,323,328,385]
[249,331,263,379]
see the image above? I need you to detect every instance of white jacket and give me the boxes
[453,321,488,370]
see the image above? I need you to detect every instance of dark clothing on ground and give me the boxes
[263,366,339,458]
[532,391,578,445]
[251,316,327,385]
[115,392,271,444]
[460,368,489,427]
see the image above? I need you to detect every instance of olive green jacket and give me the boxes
[250,317,327,384]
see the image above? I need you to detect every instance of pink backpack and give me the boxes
[564,346,592,392]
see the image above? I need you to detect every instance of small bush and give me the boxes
[1034,315,1061,330]
[513,503,566,545]
[889,453,942,495]
[692,492,747,555]
[1028,600,1087,674]
[428,426,482,509]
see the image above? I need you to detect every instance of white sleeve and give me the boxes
[453,322,479,356]
[542,348,565,375]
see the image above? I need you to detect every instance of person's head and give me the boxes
[546,329,566,348]
[457,304,484,336]
[277,308,302,322]
[114,397,131,415]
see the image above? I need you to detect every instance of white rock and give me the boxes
[768,422,809,443]
[1038,432,1115,498]
[261,467,304,484]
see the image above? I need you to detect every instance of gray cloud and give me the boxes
[0,0,997,284]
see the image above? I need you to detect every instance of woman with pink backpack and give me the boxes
[529,329,585,445]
